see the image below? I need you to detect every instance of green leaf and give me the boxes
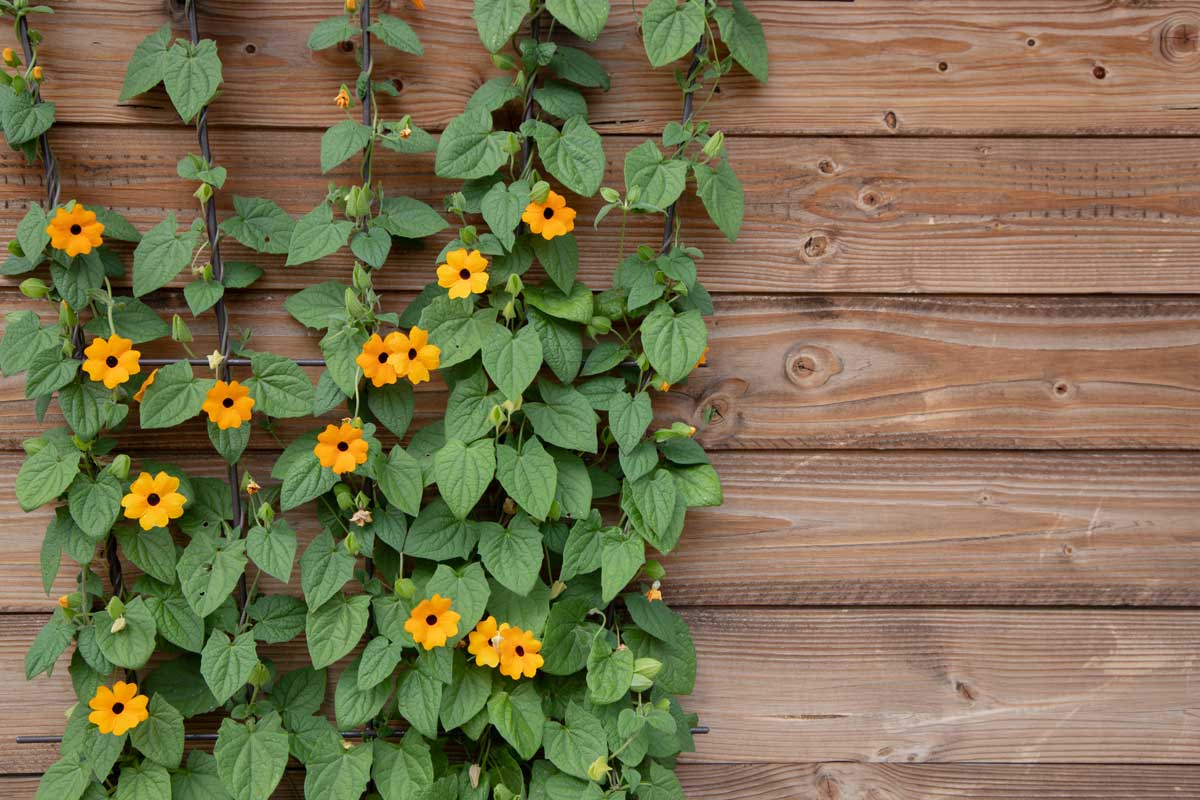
[248,595,306,644]
[524,378,599,453]
[444,372,498,444]
[406,498,479,561]
[25,347,77,399]
[624,140,687,210]
[94,596,157,669]
[586,637,633,704]
[668,462,723,507]
[368,380,414,438]
[378,196,448,239]
[543,702,607,779]
[396,669,442,739]
[545,0,609,41]
[143,655,219,718]
[377,444,423,516]
[245,351,315,418]
[472,0,528,52]
[82,297,169,345]
[435,107,508,180]
[552,451,592,519]
[115,760,171,800]
[356,636,404,691]
[24,611,72,679]
[483,323,543,401]
[640,303,707,385]
[130,694,185,768]
[692,159,744,241]
[480,181,524,251]
[2,92,55,146]
[280,446,337,511]
[600,527,644,603]
[419,296,487,368]
[334,658,393,728]
[16,202,49,259]
[1,311,56,376]
[94,208,143,243]
[623,594,696,694]
[213,711,290,800]
[120,23,172,100]
[496,438,557,521]
[351,225,392,268]
[435,438,496,519]
[201,629,258,704]
[220,196,293,255]
[244,520,296,582]
[637,761,686,800]
[163,39,223,123]
[209,419,250,464]
[171,751,231,800]
[177,153,228,188]
[305,741,374,800]
[300,529,356,608]
[369,14,424,54]
[608,391,652,452]
[132,213,201,296]
[320,323,368,396]
[712,0,769,82]
[16,442,81,512]
[145,583,205,653]
[533,80,588,121]
[321,119,374,173]
[549,46,611,90]
[488,683,545,759]
[284,281,347,329]
[425,562,490,640]
[34,753,91,800]
[308,16,357,50]
[115,526,177,583]
[221,260,263,288]
[641,0,706,68]
[466,77,523,114]
[479,512,543,595]
[524,281,593,324]
[177,534,248,618]
[440,650,492,731]
[286,204,353,266]
[65,463,121,538]
[525,117,605,197]
[540,598,600,675]
[139,359,213,429]
[372,733,434,800]
[560,512,604,581]
[531,234,579,294]
[51,253,104,312]
[306,594,370,670]
[184,277,224,315]
[529,308,582,383]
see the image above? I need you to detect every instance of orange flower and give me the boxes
[57,595,70,609]
[31,65,43,81]
[436,248,489,299]
[404,594,460,650]
[497,625,544,680]
[467,616,507,668]
[646,581,663,602]
[121,471,187,531]
[335,86,351,109]
[356,332,408,388]
[387,325,440,386]
[202,380,255,430]
[314,421,369,475]
[88,682,149,735]
[45,204,104,258]
[132,368,157,403]
[522,190,576,241]
[694,346,709,368]
[82,335,141,389]
[345,0,357,11]
[411,0,425,9]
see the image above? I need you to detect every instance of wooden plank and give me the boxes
[4,291,1199,450]
[23,1,1200,135]
[6,763,1200,799]
[8,129,1200,293]
[3,608,1197,769]
[2,451,1198,611]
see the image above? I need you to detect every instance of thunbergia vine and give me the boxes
[2,1,767,798]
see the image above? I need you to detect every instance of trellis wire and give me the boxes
[18,725,707,744]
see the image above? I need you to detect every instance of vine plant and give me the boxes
[3,0,767,798]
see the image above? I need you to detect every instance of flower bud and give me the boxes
[247,661,270,689]
[445,192,466,215]
[502,497,517,515]
[488,404,505,427]
[171,313,193,343]
[58,300,76,328]
[547,499,561,521]
[206,349,225,371]
[599,187,621,204]
[468,764,482,788]
[2,48,17,68]
[194,182,213,204]
[502,132,522,155]
[703,130,726,158]
[344,530,360,556]
[344,0,357,12]
[459,225,478,245]
[505,273,524,296]
[501,299,516,321]
[491,52,517,71]
[31,65,42,82]
[256,502,274,524]
[395,577,416,598]
[57,594,70,610]
[107,454,131,481]
[19,277,48,299]
[351,261,372,291]
[587,756,610,782]
[334,483,355,512]
[109,616,127,634]
[588,316,612,335]
[106,596,126,619]
[549,580,567,599]
[529,181,551,204]
[634,657,663,680]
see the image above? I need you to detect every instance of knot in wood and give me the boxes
[785,345,841,389]
[1159,15,1200,65]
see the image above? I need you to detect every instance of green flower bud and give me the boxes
[352,262,372,292]
[633,657,663,680]
[491,52,517,71]
[334,483,355,512]
[58,301,76,328]
[488,404,505,427]
[547,499,561,521]
[599,187,621,204]
[502,132,522,155]
[171,313,193,343]
[505,273,524,296]
[586,756,610,783]
[502,299,516,322]
[445,191,467,215]
[460,225,478,245]
[702,130,726,158]
[19,277,48,299]
[344,530,360,556]
[106,595,126,619]
[194,182,213,204]
[395,577,417,599]
[588,315,612,335]
[344,184,372,218]
[256,502,274,524]
[654,698,671,712]
[529,180,551,204]
[549,580,567,599]
[629,673,653,692]
[107,454,131,481]
[247,661,270,689]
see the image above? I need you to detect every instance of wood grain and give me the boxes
[23,1,1200,135]
[7,129,1200,293]
[3,607,1197,770]
[1,451,1198,611]
[6,763,1200,798]
[4,291,1198,450]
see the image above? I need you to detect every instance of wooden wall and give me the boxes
[2,1,1199,796]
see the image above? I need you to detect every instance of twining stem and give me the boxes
[660,37,706,254]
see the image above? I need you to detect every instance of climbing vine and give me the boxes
[3,0,766,798]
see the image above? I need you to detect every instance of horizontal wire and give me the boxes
[16,726,709,744]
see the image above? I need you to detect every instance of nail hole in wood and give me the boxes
[1027,38,1037,47]
[338,40,355,53]
[244,43,257,55]
[937,61,948,72]
[817,159,837,175]
[1092,65,1107,79]
[883,110,898,130]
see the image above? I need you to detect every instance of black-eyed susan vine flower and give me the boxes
[387,325,440,386]
[467,616,507,668]
[201,380,255,429]
[334,86,351,109]
[356,332,406,387]
[44,204,104,257]
[436,248,489,299]
[404,594,460,650]
[497,625,544,680]
[87,682,150,735]
[314,421,369,474]
[646,581,663,602]
[82,334,141,389]
[522,190,577,240]
[121,471,187,531]
[132,367,157,403]
[31,65,42,82]
[345,0,357,12]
